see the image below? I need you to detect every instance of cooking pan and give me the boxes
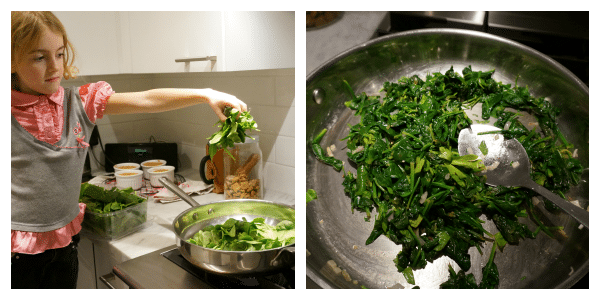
[158,178,295,276]
[306,29,588,288]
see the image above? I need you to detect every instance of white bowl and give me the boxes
[148,165,175,187]
[113,162,140,172]
[141,159,167,179]
[115,170,144,190]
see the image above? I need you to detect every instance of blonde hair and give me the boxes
[11,11,78,81]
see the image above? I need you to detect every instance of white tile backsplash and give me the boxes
[75,69,294,197]
[279,106,295,137]
[275,75,295,107]
[264,162,295,195]
[274,135,295,168]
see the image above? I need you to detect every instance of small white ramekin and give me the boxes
[148,165,175,187]
[141,159,167,179]
[113,162,141,172]
[115,170,144,190]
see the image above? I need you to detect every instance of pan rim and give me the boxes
[307,28,588,94]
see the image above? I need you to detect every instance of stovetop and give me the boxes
[160,248,294,289]
[380,12,588,87]
[111,246,294,289]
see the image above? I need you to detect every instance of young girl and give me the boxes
[11,11,248,288]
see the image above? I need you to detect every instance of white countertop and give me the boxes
[86,168,294,265]
[306,12,389,75]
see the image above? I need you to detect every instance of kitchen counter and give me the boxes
[306,11,389,75]
[79,168,294,288]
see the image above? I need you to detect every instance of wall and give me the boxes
[63,68,294,196]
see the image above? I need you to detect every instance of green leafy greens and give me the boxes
[307,189,318,204]
[207,107,259,160]
[78,183,147,238]
[312,66,583,288]
[187,217,295,251]
[79,183,145,213]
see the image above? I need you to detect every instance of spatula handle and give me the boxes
[523,180,589,229]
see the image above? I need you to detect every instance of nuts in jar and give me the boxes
[224,174,260,199]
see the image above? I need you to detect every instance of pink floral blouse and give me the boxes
[11,81,114,254]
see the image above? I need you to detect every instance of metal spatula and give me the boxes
[458,124,589,229]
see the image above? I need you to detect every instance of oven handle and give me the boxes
[99,272,118,289]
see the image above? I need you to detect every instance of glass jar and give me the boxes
[223,136,263,199]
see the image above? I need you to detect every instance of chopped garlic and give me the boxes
[327,260,337,268]
[342,269,351,281]
[512,161,520,168]
[420,191,428,204]
[326,146,333,157]
[352,146,364,154]
[486,161,500,171]
[332,266,342,275]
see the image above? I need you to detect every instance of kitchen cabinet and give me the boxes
[221,11,295,71]
[127,11,223,73]
[53,11,123,76]
[77,236,136,289]
[76,237,97,289]
[54,11,293,75]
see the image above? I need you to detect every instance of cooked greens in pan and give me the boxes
[311,66,583,288]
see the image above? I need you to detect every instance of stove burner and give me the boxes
[161,248,294,289]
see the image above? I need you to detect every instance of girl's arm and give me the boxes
[103,88,247,121]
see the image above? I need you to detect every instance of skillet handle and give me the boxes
[159,177,200,207]
[270,246,295,267]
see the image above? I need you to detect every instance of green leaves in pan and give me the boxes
[310,66,583,288]
[187,217,295,251]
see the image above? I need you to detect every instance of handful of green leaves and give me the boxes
[187,217,295,251]
[79,183,147,238]
[207,107,259,160]
[313,66,583,288]
[79,183,145,213]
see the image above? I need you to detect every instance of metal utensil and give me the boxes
[158,177,295,276]
[306,28,588,289]
[458,124,589,228]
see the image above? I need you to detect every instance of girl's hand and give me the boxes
[204,89,248,122]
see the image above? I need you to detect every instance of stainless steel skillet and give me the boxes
[159,178,295,276]
[306,28,588,289]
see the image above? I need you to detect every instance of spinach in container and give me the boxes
[79,183,147,240]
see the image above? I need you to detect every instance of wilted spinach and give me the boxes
[312,66,583,288]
